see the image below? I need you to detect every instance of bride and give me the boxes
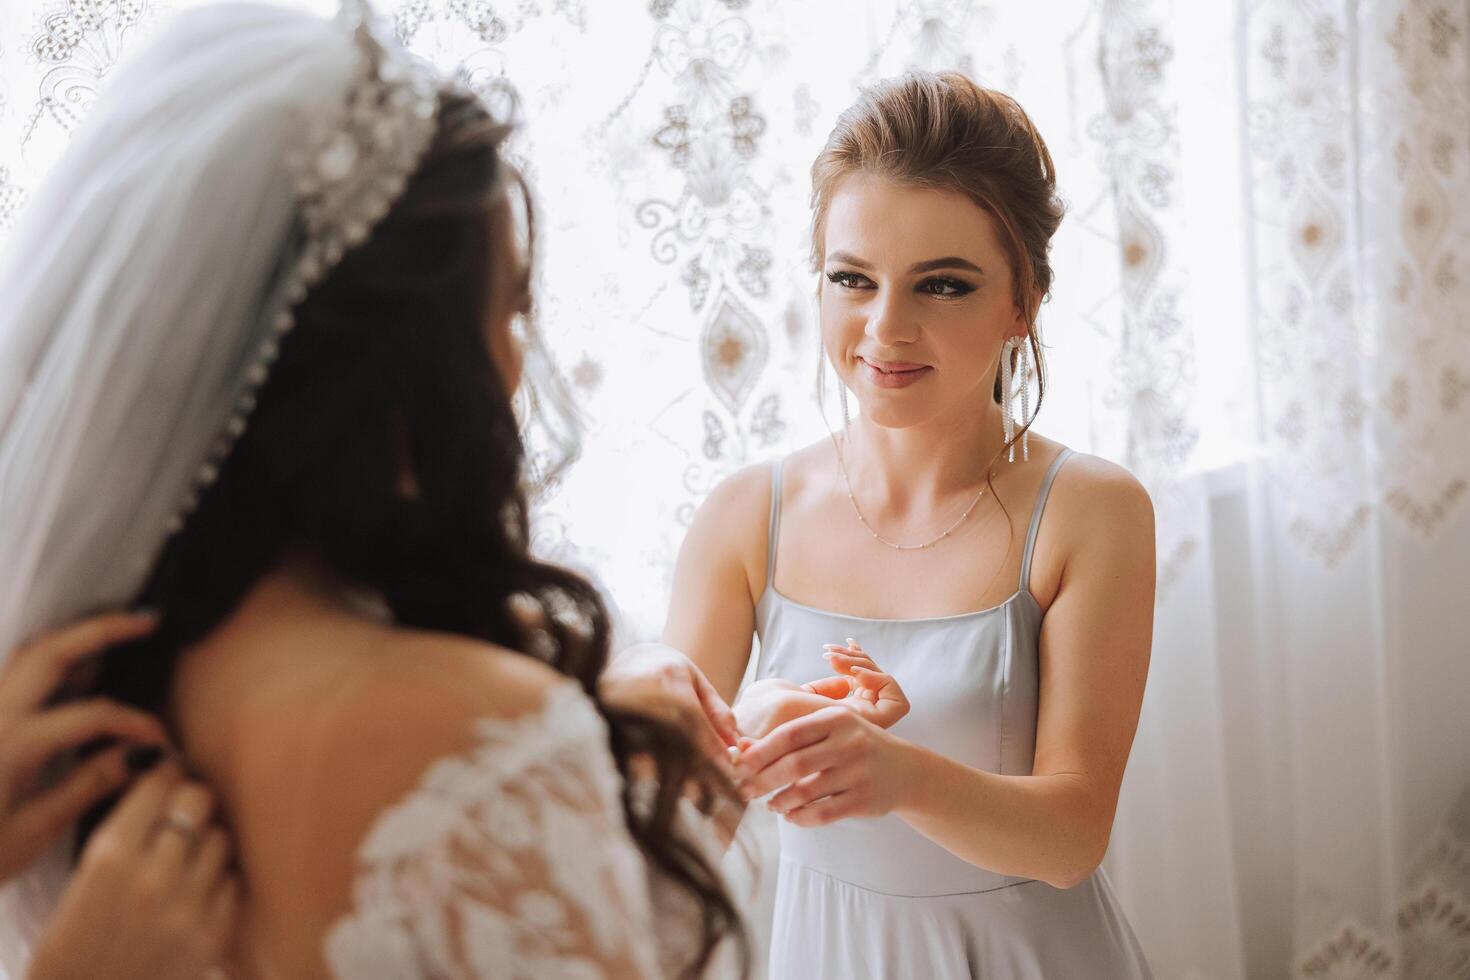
[0,2,757,976]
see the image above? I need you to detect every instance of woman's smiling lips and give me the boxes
[860,356,933,389]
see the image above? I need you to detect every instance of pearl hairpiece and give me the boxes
[163,2,440,535]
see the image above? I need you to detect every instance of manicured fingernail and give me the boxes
[124,744,164,773]
[845,637,857,646]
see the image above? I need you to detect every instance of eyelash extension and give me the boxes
[825,270,976,297]
[921,277,975,297]
[826,270,869,288]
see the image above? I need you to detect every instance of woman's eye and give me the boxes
[825,270,871,289]
[920,277,973,297]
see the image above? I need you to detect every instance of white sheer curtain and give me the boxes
[2,1,1467,977]
[1110,3,1470,977]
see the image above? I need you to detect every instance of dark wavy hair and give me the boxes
[90,91,746,977]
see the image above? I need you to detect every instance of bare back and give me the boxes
[169,572,575,978]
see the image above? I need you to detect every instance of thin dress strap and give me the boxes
[765,459,784,590]
[1019,448,1074,594]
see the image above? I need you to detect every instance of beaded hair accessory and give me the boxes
[164,0,440,533]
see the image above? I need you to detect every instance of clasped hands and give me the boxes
[730,637,906,741]
[600,639,916,829]
[729,639,916,826]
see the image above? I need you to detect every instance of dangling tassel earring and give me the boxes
[839,382,851,430]
[1002,336,1031,462]
[1001,338,1015,461]
[1017,337,1031,462]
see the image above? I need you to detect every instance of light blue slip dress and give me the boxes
[752,449,1153,979]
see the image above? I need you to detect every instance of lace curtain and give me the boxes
[2,1,1467,976]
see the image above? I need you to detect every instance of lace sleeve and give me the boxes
[323,683,667,979]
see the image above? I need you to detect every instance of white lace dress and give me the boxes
[322,682,723,979]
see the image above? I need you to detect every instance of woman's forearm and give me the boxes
[893,740,1112,889]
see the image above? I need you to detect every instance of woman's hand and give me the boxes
[29,762,239,980]
[735,640,910,742]
[806,639,909,730]
[733,679,834,742]
[0,612,167,882]
[733,705,918,827]
[599,642,740,762]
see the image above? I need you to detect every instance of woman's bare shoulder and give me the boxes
[1038,447,1154,572]
[225,629,581,975]
[238,628,571,787]
[679,442,834,593]
[694,437,836,522]
[696,458,774,528]
[677,458,774,589]
[1049,449,1154,524]
[299,631,575,809]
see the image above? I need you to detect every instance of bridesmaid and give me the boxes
[663,72,1156,978]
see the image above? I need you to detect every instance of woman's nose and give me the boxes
[865,290,920,346]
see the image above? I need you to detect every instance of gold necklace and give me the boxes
[831,433,988,551]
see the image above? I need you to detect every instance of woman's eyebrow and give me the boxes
[909,256,984,275]
[825,251,985,276]
[826,250,873,269]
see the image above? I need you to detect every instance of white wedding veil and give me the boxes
[0,1,444,967]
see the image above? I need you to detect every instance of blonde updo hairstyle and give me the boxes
[810,71,1065,453]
